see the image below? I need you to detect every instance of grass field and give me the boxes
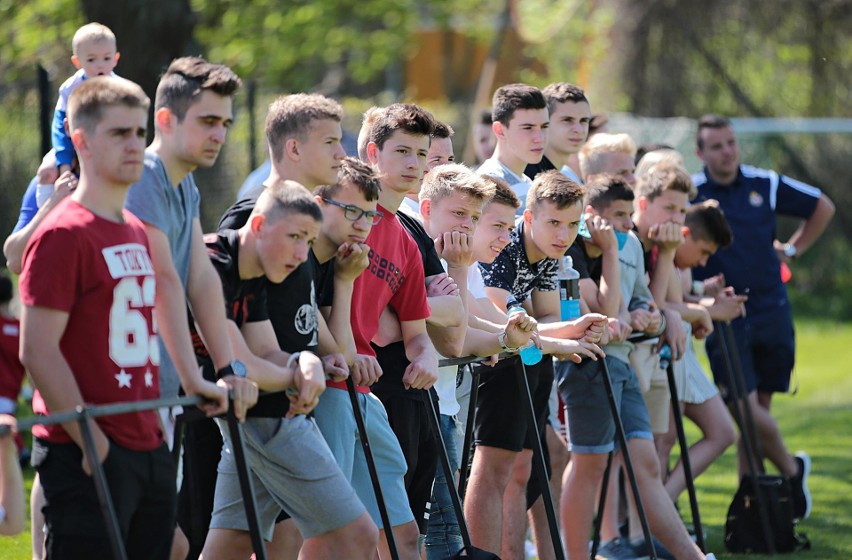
[0,319,849,559]
[691,319,852,559]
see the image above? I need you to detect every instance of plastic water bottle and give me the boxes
[506,295,542,365]
[659,344,672,370]
[558,256,581,321]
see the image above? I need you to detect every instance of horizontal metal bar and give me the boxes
[5,353,511,436]
[9,394,204,435]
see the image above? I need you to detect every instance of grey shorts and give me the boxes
[312,387,415,529]
[211,416,365,540]
[557,356,653,454]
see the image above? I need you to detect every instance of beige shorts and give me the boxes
[629,340,670,434]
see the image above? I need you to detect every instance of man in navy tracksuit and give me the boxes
[692,114,835,522]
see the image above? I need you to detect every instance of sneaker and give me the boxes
[596,537,640,560]
[790,450,812,521]
[705,554,717,560]
[629,536,675,559]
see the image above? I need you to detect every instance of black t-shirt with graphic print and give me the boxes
[190,229,288,417]
[313,253,336,308]
[219,196,320,355]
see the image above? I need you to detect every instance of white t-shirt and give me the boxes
[398,196,422,221]
[433,259,488,416]
[468,261,487,300]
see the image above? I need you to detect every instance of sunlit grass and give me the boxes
[0,320,849,558]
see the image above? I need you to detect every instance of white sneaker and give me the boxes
[705,554,717,560]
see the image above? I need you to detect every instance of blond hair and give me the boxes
[357,106,384,161]
[419,163,495,205]
[72,22,116,54]
[264,94,343,163]
[482,175,521,210]
[635,162,696,201]
[635,149,685,181]
[579,133,637,178]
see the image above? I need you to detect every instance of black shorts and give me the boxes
[374,389,437,534]
[32,438,176,560]
[177,413,292,557]
[177,416,222,557]
[706,301,796,399]
[473,356,554,452]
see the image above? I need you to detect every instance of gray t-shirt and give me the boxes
[606,231,654,364]
[125,150,201,398]
[477,157,533,214]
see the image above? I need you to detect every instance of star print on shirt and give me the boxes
[115,369,132,388]
[144,370,154,388]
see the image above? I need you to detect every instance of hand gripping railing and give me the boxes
[8,351,564,560]
[7,392,268,560]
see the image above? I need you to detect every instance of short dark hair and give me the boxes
[265,93,343,163]
[696,114,732,150]
[635,143,675,165]
[590,113,608,134]
[252,180,323,224]
[479,109,493,126]
[541,82,588,114]
[527,170,583,212]
[686,199,733,248]
[369,103,436,150]
[492,84,546,126]
[584,175,635,212]
[0,271,12,304]
[482,175,521,210]
[155,57,241,120]
[432,121,455,139]
[314,157,381,202]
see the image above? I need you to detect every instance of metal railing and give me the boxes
[4,349,706,559]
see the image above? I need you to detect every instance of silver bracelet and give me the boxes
[286,352,301,370]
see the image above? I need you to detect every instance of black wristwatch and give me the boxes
[216,359,247,380]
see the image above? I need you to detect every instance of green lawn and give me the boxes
[0,319,849,559]
[690,319,852,559]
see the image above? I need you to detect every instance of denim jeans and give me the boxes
[424,414,463,559]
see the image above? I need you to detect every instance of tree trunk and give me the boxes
[79,0,199,102]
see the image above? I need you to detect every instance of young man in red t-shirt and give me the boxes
[19,78,177,559]
[313,103,440,560]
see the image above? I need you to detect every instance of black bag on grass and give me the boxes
[725,474,810,554]
[442,546,501,559]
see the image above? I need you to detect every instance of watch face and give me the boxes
[232,360,247,378]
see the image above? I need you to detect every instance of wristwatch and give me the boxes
[216,359,247,380]
[783,243,798,260]
[497,331,519,353]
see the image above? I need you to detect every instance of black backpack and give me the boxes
[725,474,811,554]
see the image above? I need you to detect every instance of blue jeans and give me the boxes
[424,414,463,559]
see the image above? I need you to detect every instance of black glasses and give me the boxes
[321,198,383,225]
